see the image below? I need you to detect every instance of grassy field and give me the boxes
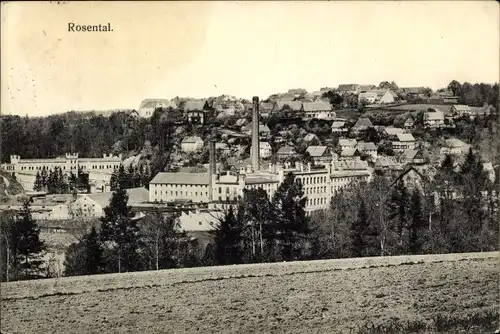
[1,252,498,333]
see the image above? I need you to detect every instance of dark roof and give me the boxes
[273,101,303,112]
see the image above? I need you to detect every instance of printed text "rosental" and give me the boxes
[68,23,113,32]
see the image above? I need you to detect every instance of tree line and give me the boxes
[1,147,497,281]
[33,167,90,193]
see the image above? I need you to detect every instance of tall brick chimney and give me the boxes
[252,96,260,172]
[208,140,216,201]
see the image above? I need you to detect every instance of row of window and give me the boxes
[155,190,209,197]
[157,184,208,189]
[307,197,328,206]
[19,164,118,171]
[298,176,328,185]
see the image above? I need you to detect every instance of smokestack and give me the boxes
[252,96,260,172]
[208,140,216,201]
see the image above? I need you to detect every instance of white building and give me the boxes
[392,133,417,152]
[138,99,177,118]
[149,159,372,213]
[424,110,445,128]
[1,153,122,191]
[181,136,204,153]
[450,105,472,118]
[250,141,272,159]
[71,187,149,218]
[338,138,357,150]
[301,101,335,120]
[356,142,378,160]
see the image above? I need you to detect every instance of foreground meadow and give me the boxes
[1,252,498,333]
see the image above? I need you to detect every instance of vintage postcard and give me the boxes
[1,1,499,333]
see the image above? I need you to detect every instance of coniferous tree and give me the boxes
[109,168,119,191]
[386,180,410,254]
[212,205,245,265]
[127,164,135,188]
[33,171,43,192]
[15,201,46,279]
[99,183,141,273]
[69,171,78,192]
[408,190,425,254]
[117,164,129,190]
[271,172,310,261]
[40,167,48,191]
[350,199,369,257]
[85,226,103,275]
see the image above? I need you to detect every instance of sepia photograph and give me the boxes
[0,1,499,333]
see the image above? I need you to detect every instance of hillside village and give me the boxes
[0,80,499,278]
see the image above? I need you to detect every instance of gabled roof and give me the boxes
[397,133,415,142]
[341,147,359,157]
[183,100,206,112]
[303,133,319,142]
[273,101,303,112]
[259,102,274,112]
[338,138,357,147]
[359,85,376,92]
[182,136,203,144]
[401,87,425,94]
[279,96,296,102]
[353,118,373,129]
[85,187,149,208]
[306,146,328,157]
[331,160,369,171]
[452,105,472,112]
[444,138,467,148]
[337,84,359,91]
[356,142,377,151]
[288,88,307,95]
[139,99,176,110]
[425,110,444,120]
[277,146,296,155]
[302,101,332,112]
[150,172,210,185]
[331,121,346,128]
[403,149,421,160]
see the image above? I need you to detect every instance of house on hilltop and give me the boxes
[337,84,360,95]
[183,100,210,125]
[301,101,335,120]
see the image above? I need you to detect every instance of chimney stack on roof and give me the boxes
[252,96,260,172]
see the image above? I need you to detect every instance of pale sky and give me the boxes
[1,1,499,116]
